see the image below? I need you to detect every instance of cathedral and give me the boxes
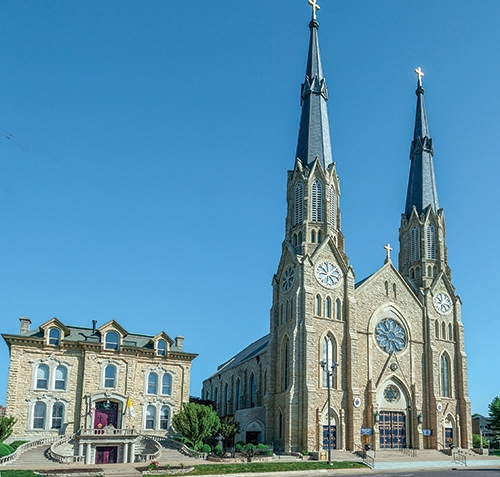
[201,2,472,453]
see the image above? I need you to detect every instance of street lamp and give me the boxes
[320,359,338,465]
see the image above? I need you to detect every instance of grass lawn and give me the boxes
[183,461,365,475]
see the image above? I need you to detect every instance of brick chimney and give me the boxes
[19,316,31,334]
[174,336,184,349]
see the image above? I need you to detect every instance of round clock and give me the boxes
[315,261,341,288]
[281,266,295,292]
[434,292,451,314]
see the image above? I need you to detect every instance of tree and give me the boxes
[0,416,16,443]
[220,416,240,448]
[172,403,220,451]
[488,396,500,433]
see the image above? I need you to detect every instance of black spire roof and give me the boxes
[404,70,439,218]
[295,12,333,170]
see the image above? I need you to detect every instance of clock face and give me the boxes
[281,266,295,292]
[434,292,451,314]
[315,261,341,288]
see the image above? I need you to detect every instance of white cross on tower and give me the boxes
[308,0,320,20]
[384,243,393,261]
[415,67,424,87]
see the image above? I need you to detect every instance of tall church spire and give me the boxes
[295,1,333,169]
[404,68,439,218]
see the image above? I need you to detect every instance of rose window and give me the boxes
[375,318,405,354]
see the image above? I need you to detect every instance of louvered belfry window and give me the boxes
[328,185,336,228]
[410,226,420,262]
[311,180,323,222]
[294,182,304,225]
[426,224,436,259]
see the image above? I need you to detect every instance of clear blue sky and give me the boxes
[0,1,499,417]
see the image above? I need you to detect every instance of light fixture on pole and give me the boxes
[320,359,338,466]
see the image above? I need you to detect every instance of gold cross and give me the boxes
[308,0,320,20]
[384,243,393,261]
[415,67,424,87]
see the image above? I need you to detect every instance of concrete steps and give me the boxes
[4,444,54,467]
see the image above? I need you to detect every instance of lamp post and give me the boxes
[320,360,338,465]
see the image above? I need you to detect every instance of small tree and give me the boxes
[473,433,488,448]
[172,403,220,451]
[489,396,500,433]
[0,416,16,443]
[220,416,240,448]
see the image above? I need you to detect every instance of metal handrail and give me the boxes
[353,443,374,469]
[452,449,467,466]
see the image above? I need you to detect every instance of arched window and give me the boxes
[36,364,49,390]
[298,231,303,245]
[148,372,158,394]
[315,295,321,315]
[435,320,440,339]
[441,354,451,397]
[54,365,67,390]
[322,335,337,388]
[280,303,284,325]
[33,401,46,429]
[282,338,290,391]
[317,230,322,243]
[416,267,421,279]
[410,268,415,279]
[433,266,437,277]
[325,297,332,318]
[427,266,432,277]
[335,299,342,321]
[224,383,229,415]
[328,185,336,228]
[157,340,167,356]
[294,182,304,225]
[410,226,420,262]
[292,234,297,246]
[311,180,323,222]
[311,230,316,243]
[51,402,64,429]
[250,373,256,408]
[104,364,116,388]
[162,374,172,395]
[385,281,389,296]
[105,331,120,350]
[48,328,60,346]
[442,322,446,340]
[278,410,283,439]
[448,323,453,341]
[426,224,436,259]
[145,405,156,429]
[160,406,169,430]
[235,379,241,411]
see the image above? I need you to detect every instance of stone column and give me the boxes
[85,443,92,465]
[78,442,84,457]
[123,442,129,463]
[130,442,136,463]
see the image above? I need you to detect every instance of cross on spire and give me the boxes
[415,67,424,87]
[308,0,320,20]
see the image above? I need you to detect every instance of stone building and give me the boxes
[2,316,196,464]
[202,4,472,453]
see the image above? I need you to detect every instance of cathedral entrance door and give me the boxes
[379,411,406,449]
[95,446,117,464]
[322,425,337,450]
[445,427,453,448]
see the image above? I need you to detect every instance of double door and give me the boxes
[379,411,406,449]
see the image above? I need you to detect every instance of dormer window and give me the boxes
[157,340,167,356]
[48,328,61,346]
[105,331,120,351]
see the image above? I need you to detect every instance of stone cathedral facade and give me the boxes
[202,6,472,453]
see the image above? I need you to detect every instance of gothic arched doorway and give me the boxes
[377,381,409,449]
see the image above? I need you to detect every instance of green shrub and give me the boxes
[0,443,14,457]
[214,444,224,456]
[9,441,28,451]
[235,443,243,452]
[201,444,211,453]
[257,443,267,449]
[301,449,309,456]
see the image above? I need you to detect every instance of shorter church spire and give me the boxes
[404,68,439,218]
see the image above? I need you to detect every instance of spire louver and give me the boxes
[404,71,439,218]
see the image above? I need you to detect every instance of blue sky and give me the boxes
[0,1,499,417]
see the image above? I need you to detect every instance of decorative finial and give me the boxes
[415,67,424,87]
[384,243,393,263]
[308,0,320,20]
